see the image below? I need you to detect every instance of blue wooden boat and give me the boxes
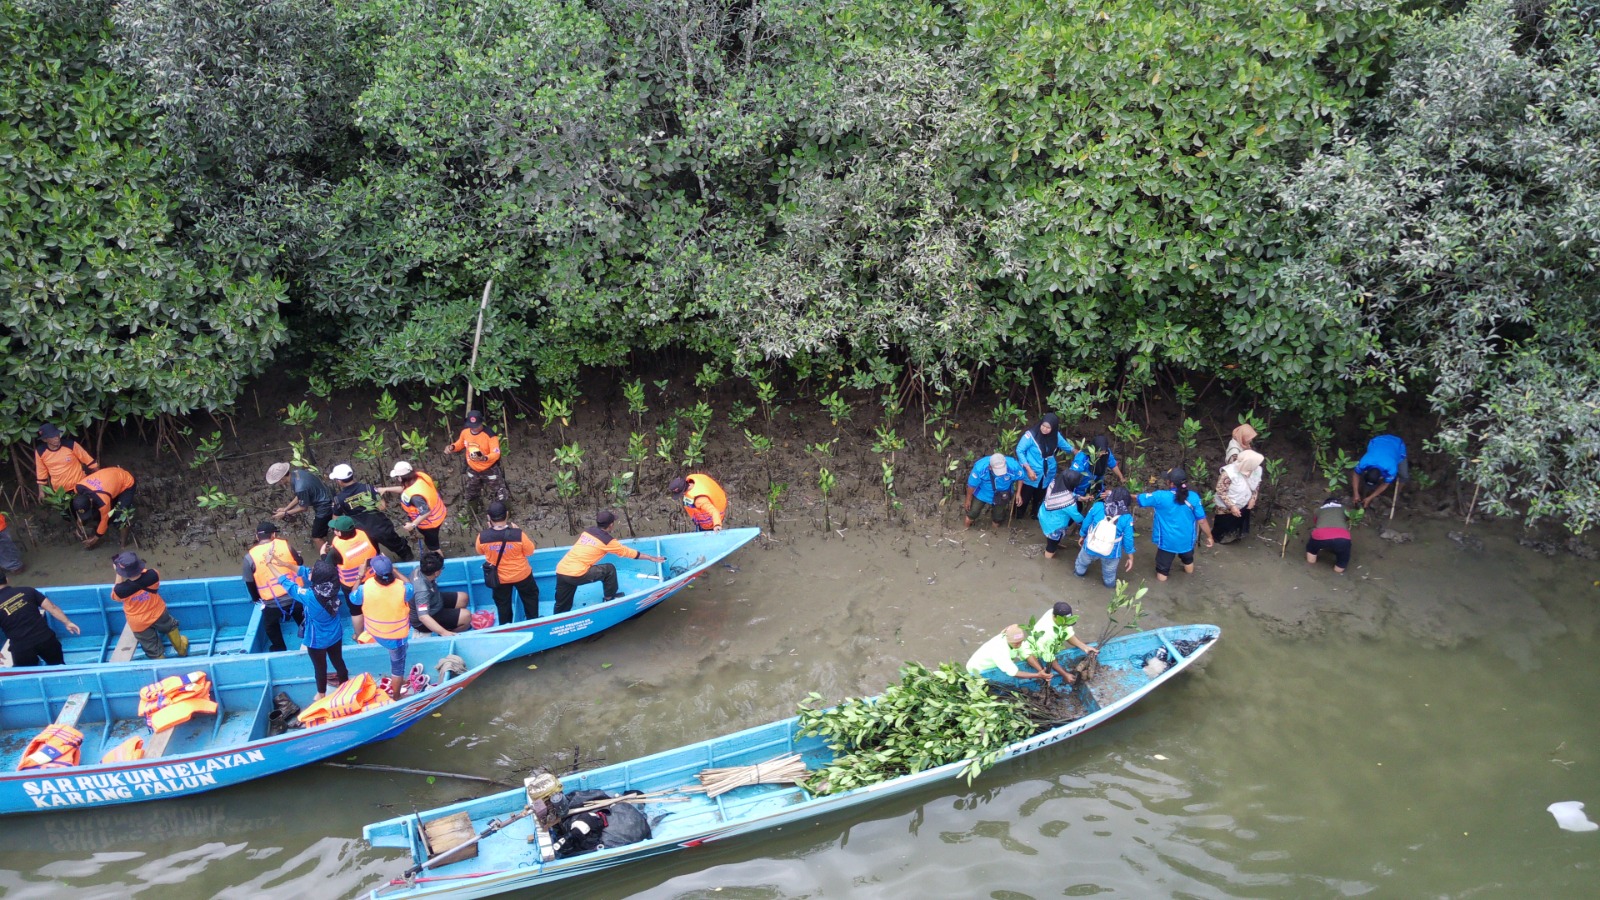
[0,632,531,815]
[363,624,1220,898]
[1,528,759,676]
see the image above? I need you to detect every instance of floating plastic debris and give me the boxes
[1547,801,1598,832]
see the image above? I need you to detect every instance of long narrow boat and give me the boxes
[0,632,531,815]
[1,528,759,676]
[363,624,1220,898]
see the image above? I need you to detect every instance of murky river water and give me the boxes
[2,513,1597,898]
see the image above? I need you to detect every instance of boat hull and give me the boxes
[363,624,1220,898]
[0,633,531,815]
[1,528,759,676]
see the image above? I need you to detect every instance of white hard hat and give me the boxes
[389,460,414,478]
[329,463,354,481]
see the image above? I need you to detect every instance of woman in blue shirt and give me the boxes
[1070,435,1124,508]
[277,560,348,700]
[1136,467,1214,582]
[1074,487,1136,588]
[1015,414,1066,520]
[1039,470,1086,558]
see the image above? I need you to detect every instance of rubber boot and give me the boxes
[274,692,304,730]
[267,709,288,736]
[169,629,190,657]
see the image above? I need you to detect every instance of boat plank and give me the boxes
[55,692,91,727]
[109,623,137,663]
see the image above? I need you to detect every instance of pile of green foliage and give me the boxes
[797,662,1035,795]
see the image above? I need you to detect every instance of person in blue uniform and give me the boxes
[1136,467,1214,582]
[1350,435,1409,509]
[964,453,1023,528]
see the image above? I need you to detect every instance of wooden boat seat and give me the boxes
[144,726,175,758]
[55,692,91,727]
[109,623,137,662]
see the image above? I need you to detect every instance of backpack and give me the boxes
[1085,514,1119,556]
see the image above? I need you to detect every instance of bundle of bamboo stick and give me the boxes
[696,754,809,798]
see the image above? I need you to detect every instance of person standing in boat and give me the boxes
[964,453,1023,528]
[266,461,334,541]
[1306,498,1354,574]
[1025,601,1098,684]
[1015,414,1066,520]
[1136,467,1214,582]
[241,521,306,652]
[1351,434,1409,510]
[553,510,665,614]
[965,624,1051,682]
[0,570,80,667]
[276,560,349,700]
[109,551,187,658]
[476,501,540,625]
[351,555,413,698]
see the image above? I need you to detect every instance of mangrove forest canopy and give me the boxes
[1,0,1597,530]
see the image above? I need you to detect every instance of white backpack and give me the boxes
[1085,515,1119,556]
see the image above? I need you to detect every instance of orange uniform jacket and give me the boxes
[476,526,537,583]
[78,466,135,536]
[556,527,640,577]
[35,439,98,491]
[450,429,501,473]
[112,567,166,632]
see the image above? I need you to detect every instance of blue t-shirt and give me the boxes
[967,457,1023,504]
[1356,435,1407,483]
[1070,449,1119,494]
[1080,502,1135,558]
[1015,432,1062,488]
[280,568,344,650]
[1137,489,1207,553]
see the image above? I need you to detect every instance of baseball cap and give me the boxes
[38,424,62,439]
[370,555,394,580]
[256,521,279,537]
[329,515,356,532]
[329,463,354,481]
[989,453,1007,475]
[1052,601,1074,618]
[466,410,484,426]
[595,509,616,527]
[389,460,414,478]
[487,500,508,521]
[265,462,291,485]
[668,477,688,495]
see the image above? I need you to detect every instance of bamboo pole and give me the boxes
[464,279,494,418]
[1464,483,1480,525]
[1389,480,1401,520]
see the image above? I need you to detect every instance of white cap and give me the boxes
[989,453,1008,475]
[329,463,354,481]
[389,460,414,478]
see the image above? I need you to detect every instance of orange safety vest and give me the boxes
[296,673,392,727]
[249,538,301,600]
[681,473,728,530]
[400,472,446,529]
[332,530,377,587]
[0,512,7,531]
[138,672,219,733]
[18,725,83,770]
[101,736,146,764]
[117,570,167,633]
[361,578,411,642]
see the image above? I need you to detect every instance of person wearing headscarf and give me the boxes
[1039,470,1086,559]
[1225,423,1258,467]
[1135,467,1214,582]
[1074,486,1136,588]
[964,452,1024,528]
[1213,450,1265,544]
[277,560,349,699]
[1015,414,1066,520]
[1069,435,1124,507]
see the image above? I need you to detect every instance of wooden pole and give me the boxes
[464,279,494,417]
[1464,483,1481,526]
[1389,480,1401,520]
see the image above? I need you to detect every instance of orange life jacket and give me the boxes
[249,538,301,600]
[18,725,84,770]
[400,472,446,529]
[332,530,377,587]
[138,672,219,733]
[101,736,146,764]
[296,673,392,727]
[0,512,7,531]
[681,473,728,530]
[360,578,411,642]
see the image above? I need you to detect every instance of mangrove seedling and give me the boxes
[1281,514,1304,558]
[1076,580,1149,682]
[375,390,398,426]
[756,379,778,429]
[1178,417,1202,455]
[682,430,707,468]
[684,400,714,437]
[196,487,241,511]
[623,378,647,430]
[990,400,1025,428]
[540,395,573,442]
[354,425,387,474]
[821,390,852,426]
[400,428,428,462]
[608,471,637,537]
[998,427,1021,457]
[818,466,836,531]
[1239,409,1271,442]
[189,430,224,475]
[766,481,786,534]
[872,425,905,459]
[728,401,755,426]
[553,469,579,534]
[694,362,724,392]
[553,442,584,491]
[881,460,898,518]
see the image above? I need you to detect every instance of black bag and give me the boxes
[483,537,510,588]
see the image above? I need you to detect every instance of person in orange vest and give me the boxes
[321,515,376,638]
[474,501,539,625]
[34,423,99,500]
[446,410,508,504]
[669,474,728,532]
[351,555,414,698]
[110,551,187,658]
[376,460,447,552]
[241,521,306,652]
[554,510,664,614]
[0,511,24,575]
[0,569,80,667]
[72,466,136,549]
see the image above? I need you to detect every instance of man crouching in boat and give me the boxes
[965,625,1053,684]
